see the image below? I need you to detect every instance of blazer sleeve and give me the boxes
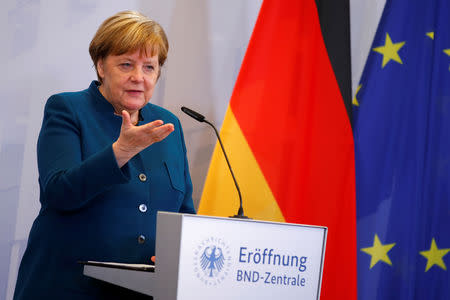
[37,94,130,212]
[177,118,196,214]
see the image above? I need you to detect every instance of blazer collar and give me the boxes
[87,80,148,123]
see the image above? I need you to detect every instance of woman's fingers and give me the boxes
[144,119,164,129]
[114,115,175,167]
[120,110,133,128]
[148,123,174,142]
[137,121,174,143]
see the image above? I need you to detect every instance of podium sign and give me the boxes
[84,212,327,299]
[173,214,327,300]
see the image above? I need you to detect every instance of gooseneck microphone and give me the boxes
[181,106,249,219]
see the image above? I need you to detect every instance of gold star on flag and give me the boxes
[426,32,434,40]
[373,33,405,68]
[420,238,450,272]
[353,84,362,106]
[361,234,396,268]
[445,49,450,72]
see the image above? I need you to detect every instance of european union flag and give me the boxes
[353,0,450,299]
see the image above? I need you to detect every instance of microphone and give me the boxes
[180,106,205,122]
[181,106,249,219]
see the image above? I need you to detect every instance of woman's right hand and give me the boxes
[113,110,174,168]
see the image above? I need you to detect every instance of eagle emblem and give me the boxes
[200,246,225,277]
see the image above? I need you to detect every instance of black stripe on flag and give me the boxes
[315,0,352,121]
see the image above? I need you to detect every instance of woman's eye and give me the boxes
[120,63,132,69]
[145,65,155,72]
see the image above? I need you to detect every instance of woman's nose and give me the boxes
[130,67,144,82]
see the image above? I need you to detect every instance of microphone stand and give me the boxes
[203,120,248,219]
[181,107,249,219]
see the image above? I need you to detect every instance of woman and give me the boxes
[13,11,195,299]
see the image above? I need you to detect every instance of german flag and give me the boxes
[199,0,355,299]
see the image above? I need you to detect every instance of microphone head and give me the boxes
[181,106,205,122]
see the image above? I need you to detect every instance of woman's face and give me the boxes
[97,48,160,115]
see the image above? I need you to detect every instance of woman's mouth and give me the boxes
[126,90,144,96]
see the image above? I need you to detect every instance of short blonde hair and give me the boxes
[89,11,169,82]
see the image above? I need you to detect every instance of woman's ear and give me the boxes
[97,58,105,79]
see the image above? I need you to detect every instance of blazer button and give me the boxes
[139,173,147,182]
[138,235,146,244]
[139,204,148,213]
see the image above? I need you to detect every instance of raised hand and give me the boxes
[113,110,174,167]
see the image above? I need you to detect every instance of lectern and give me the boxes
[83,212,327,300]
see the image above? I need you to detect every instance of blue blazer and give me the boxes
[14,81,195,299]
